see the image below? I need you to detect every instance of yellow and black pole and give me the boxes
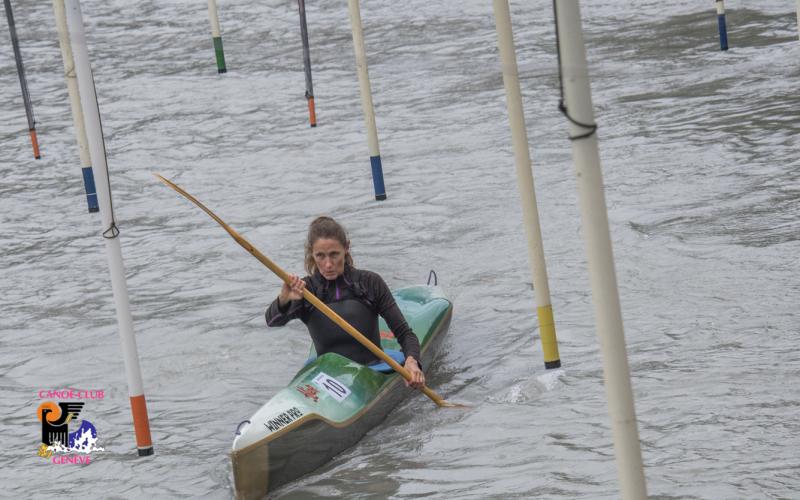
[554,0,646,497]
[492,0,560,369]
[4,0,41,159]
[297,0,316,127]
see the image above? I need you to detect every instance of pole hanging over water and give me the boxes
[715,0,729,51]
[553,1,647,498]
[53,0,98,213]
[492,0,561,370]
[347,0,387,201]
[207,0,227,73]
[795,0,800,41]
[297,0,317,127]
[64,0,154,457]
[4,0,41,159]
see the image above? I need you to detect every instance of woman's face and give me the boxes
[312,238,348,281]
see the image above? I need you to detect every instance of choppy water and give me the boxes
[2,0,799,498]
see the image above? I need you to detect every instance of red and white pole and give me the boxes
[4,0,41,159]
[64,0,153,457]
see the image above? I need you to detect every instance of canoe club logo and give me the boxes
[36,389,105,464]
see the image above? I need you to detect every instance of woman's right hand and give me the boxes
[279,274,306,306]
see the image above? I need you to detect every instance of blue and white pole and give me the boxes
[716,0,728,51]
[53,0,98,212]
[347,0,386,201]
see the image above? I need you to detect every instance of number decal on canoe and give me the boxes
[312,372,351,402]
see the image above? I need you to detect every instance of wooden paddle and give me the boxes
[155,174,466,408]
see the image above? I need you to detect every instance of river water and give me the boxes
[2,0,799,498]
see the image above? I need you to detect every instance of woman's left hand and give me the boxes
[403,357,425,389]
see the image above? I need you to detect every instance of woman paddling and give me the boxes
[265,216,426,389]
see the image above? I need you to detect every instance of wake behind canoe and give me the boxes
[232,284,453,499]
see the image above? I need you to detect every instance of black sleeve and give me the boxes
[264,277,310,327]
[369,272,422,366]
[265,298,302,327]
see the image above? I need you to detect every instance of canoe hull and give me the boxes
[232,286,452,499]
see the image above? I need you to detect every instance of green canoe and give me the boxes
[231,284,453,499]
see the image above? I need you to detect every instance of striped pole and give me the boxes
[53,0,98,213]
[796,0,800,41]
[4,0,41,159]
[716,0,728,51]
[347,0,387,201]
[492,0,561,370]
[207,0,226,73]
[554,1,646,498]
[64,0,154,457]
[298,0,317,127]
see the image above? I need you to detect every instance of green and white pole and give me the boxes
[554,1,647,498]
[207,0,226,73]
[492,0,561,370]
[53,0,97,212]
[347,0,386,201]
[4,0,41,159]
[64,0,153,457]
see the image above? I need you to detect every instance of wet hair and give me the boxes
[304,216,353,275]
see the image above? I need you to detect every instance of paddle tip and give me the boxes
[153,173,179,191]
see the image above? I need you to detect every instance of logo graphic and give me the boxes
[36,390,104,464]
[296,384,319,402]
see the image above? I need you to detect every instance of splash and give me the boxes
[491,369,567,405]
[47,420,104,455]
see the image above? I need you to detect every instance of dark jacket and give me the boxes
[265,265,421,366]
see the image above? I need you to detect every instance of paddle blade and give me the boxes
[434,398,470,409]
[421,386,470,408]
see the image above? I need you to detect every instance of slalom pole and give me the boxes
[796,0,800,41]
[347,0,387,201]
[53,0,98,213]
[492,0,561,370]
[298,0,317,127]
[4,0,41,159]
[715,0,728,51]
[64,0,154,457]
[207,0,227,73]
[553,1,646,498]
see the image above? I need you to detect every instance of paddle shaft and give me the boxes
[155,174,456,408]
